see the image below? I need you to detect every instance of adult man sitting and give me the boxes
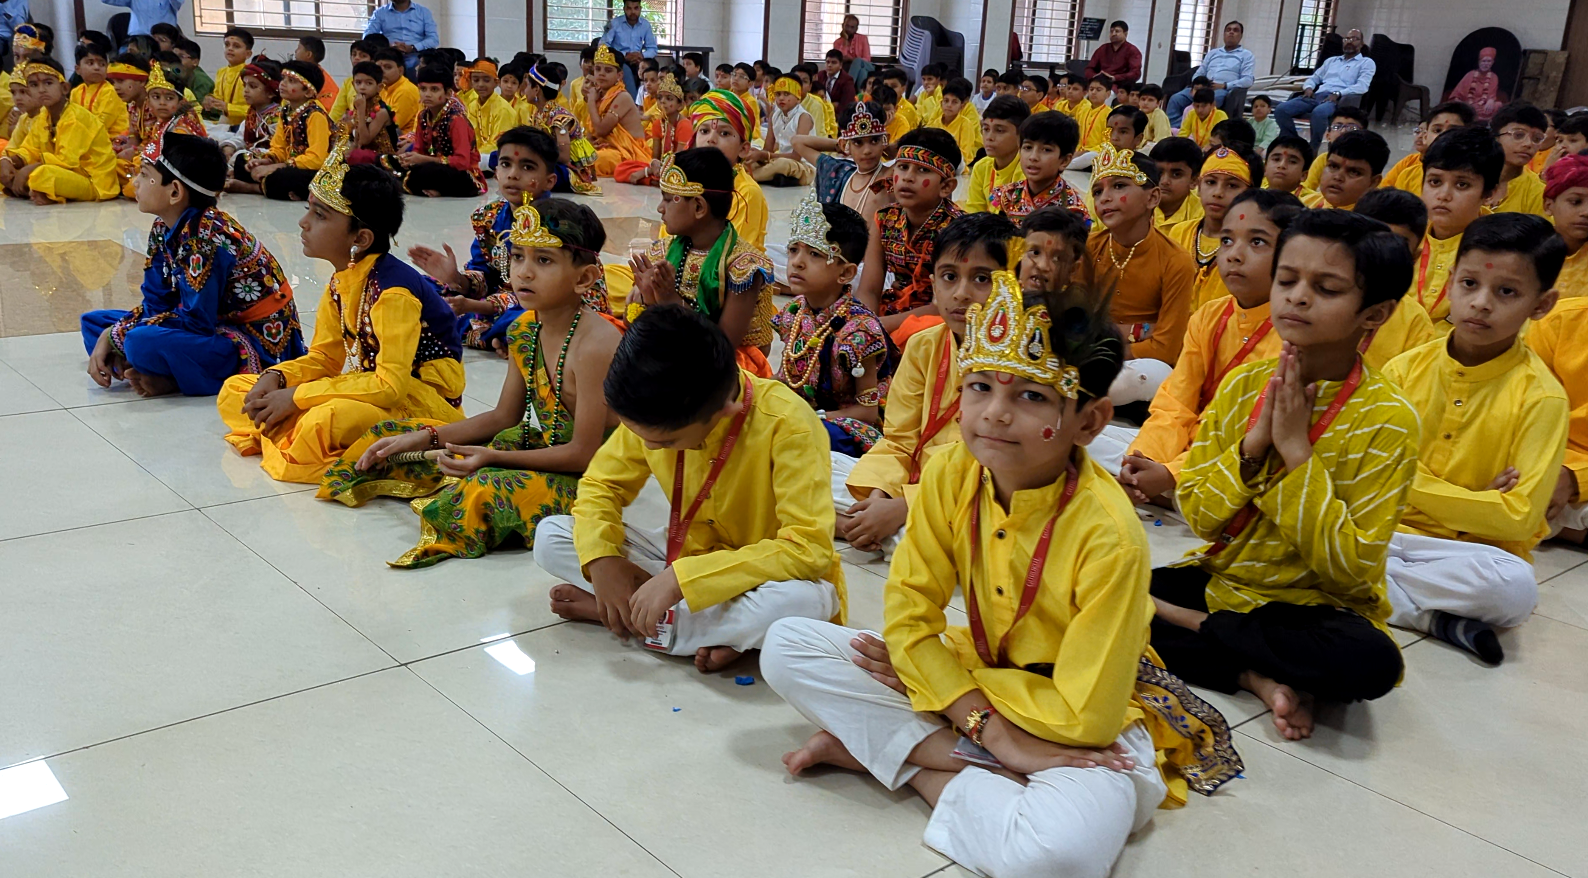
[1165,21,1254,126]
[603,0,656,96]
[363,0,439,73]
[1273,28,1376,150]
[1086,20,1142,85]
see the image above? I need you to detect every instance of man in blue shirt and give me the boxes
[602,0,656,95]
[1274,28,1377,150]
[0,0,29,48]
[363,0,440,72]
[99,0,183,37]
[1165,21,1254,126]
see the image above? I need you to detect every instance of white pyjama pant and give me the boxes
[1384,532,1538,632]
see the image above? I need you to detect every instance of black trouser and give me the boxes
[402,163,480,197]
[259,166,316,200]
[1149,566,1403,702]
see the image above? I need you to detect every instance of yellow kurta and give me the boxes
[382,77,422,134]
[328,76,357,122]
[1491,169,1546,216]
[801,93,836,138]
[1143,107,1172,144]
[915,87,942,127]
[1412,230,1462,329]
[1304,151,1328,191]
[963,153,1024,213]
[932,106,982,167]
[1166,217,1229,311]
[265,103,331,169]
[1131,297,1281,479]
[1381,150,1423,194]
[571,372,846,616]
[1363,297,1438,369]
[893,97,920,131]
[468,92,519,155]
[2,108,35,149]
[1529,297,1588,499]
[211,63,248,124]
[885,112,911,142]
[731,165,769,251]
[1555,246,1588,298]
[217,254,466,484]
[5,102,120,202]
[1179,107,1226,148]
[1155,191,1203,231]
[568,75,590,129]
[886,442,1153,748]
[1177,361,1421,635]
[0,70,11,122]
[1384,337,1567,560]
[70,81,129,138]
[847,323,962,502]
[1075,100,1112,151]
[1089,227,1197,364]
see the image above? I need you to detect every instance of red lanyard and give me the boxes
[909,337,960,484]
[1200,300,1273,407]
[1417,244,1450,316]
[667,378,753,564]
[1207,359,1364,555]
[965,461,1080,668]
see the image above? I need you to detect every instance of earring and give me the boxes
[348,245,359,270]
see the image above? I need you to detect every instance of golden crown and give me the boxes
[655,72,683,100]
[593,43,619,69]
[657,153,703,198]
[840,102,885,140]
[1090,143,1152,188]
[309,138,354,217]
[509,201,563,249]
[146,62,177,94]
[788,191,837,262]
[959,271,1081,397]
[20,61,64,84]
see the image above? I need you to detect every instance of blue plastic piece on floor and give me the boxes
[1153,520,1162,526]
[735,675,755,686]
[672,707,681,712]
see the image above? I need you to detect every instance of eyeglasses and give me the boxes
[1498,128,1545,145]
[1328,123,1362,133]
[1018,84,1036,92]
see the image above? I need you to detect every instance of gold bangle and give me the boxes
[964,706,997,748]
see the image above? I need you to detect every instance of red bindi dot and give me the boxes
[1486,262,1494,269]
[1238,213,1245,220]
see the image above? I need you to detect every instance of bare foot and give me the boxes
[224,179,260,195]
[1241,670,1315,740]
[782,729,864,776]
[124,368,177,398]
[422,189,442,197]
[29,189,52,205]
[694,645,743,673]
[548,583,600,622]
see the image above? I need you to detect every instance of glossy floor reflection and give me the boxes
[5,129,1583,876]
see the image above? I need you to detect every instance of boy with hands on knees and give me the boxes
[762,273,1240,878]
[534,305,845,673]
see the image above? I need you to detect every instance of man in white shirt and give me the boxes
[1273,28,1377,150]
[1164,21,1255,126]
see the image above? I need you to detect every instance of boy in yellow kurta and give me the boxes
[1415,126,1507,331]
[1544,155,1588,298]
[374,48,421,134]
[464,57,517,166]
[1178,88,1226,149]
[534,304,845,673]
[762,273,1241,878]
[1302,129,1388,211]
[838,211,1020,555]
[1487,102,1548,217]
[202,27,253,125]
[1152,209,1419,742]
[0,60,120,203]
[1379,101,1473,197]
[1150,137,1204,230]
[689,90,769,252]
[929,78,981,166]
[71,42,128,138]
[963,95,1027,213]
[1529,292,1588,544]
[1382,214,1569,665]
[1167,145,1261,311]
[231,61,331,200]
[1066,73,1114,171]
[218,147,465,484]
[327,39,374,123]
[1351,188,1441,360]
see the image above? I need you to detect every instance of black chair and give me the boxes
[1364,34,1428,123]
[109,12,130,50]
[1065,58,1088,79]
[899,17,964,87]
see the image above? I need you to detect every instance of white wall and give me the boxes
[1334,0,1572,91]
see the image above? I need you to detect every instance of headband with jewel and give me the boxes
[840,102,885,140]
[655,72,683,100]
[107,61,147,81]
[886,145,956,181]
[657,153,704,198]
[788,192,840,262]
[12,25,45,54]
[593,43,619,69]
[280,66,319,94]
[21,61,65,84]
[527,64,558,93]
[508,201,563,249]
[309,138,354,216]
[1200,146,1251,185]
[146,63,179,95]
[958,271,1080,398]
[1090,143,1153,188]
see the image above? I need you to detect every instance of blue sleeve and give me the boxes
[1347,58,1375,95]
[465,227,490,274]
[362,8,383,37]
[415,7,440,51]
[1304,60,1325,92]
[644,19,657,56]
[1232,50,1254,90]
[101,0,132,8]
[139,249,180,317]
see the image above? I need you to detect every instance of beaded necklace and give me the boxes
[1108,234,1143,275]
[522,311,582,449]
[1193,221,1220,268]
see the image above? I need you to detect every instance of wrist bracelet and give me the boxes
[1239,446,1266,470]
[263,368,286,389]
[422,424,441,450]
[964,706,997,748]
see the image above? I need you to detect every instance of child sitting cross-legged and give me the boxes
[0,58,120,203]
[962,94,1028,213]
[1087,143,1197,402]
[628,147,777,377]
[83,132,306,397]
[1415,126,1507,332]
[211,58,280,164]
[320,199,623,568]
[761,272,1242,878]
[837,211,1020,556]
[857,127,966,340]
[1381,213,1569,664]
[534,305,846,673]
[382,64,487,197]
[231,60,331,200]
[583,44,648,178]
[1151,209,1419,741]
[218,148,466,483]
[120,61,206,198]
[988,110,1088,221]
[1093,189,1303,492]
[615,72,690,185]
[338,61,400,164]
[747,74,816,187]
[519,61,602,196]
[774,194,895,457]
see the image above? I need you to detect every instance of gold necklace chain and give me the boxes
[1109,235,1144,275]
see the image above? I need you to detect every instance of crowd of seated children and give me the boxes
[230,60,330,200]
[381,64,486,197]
[1,57,119,203]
